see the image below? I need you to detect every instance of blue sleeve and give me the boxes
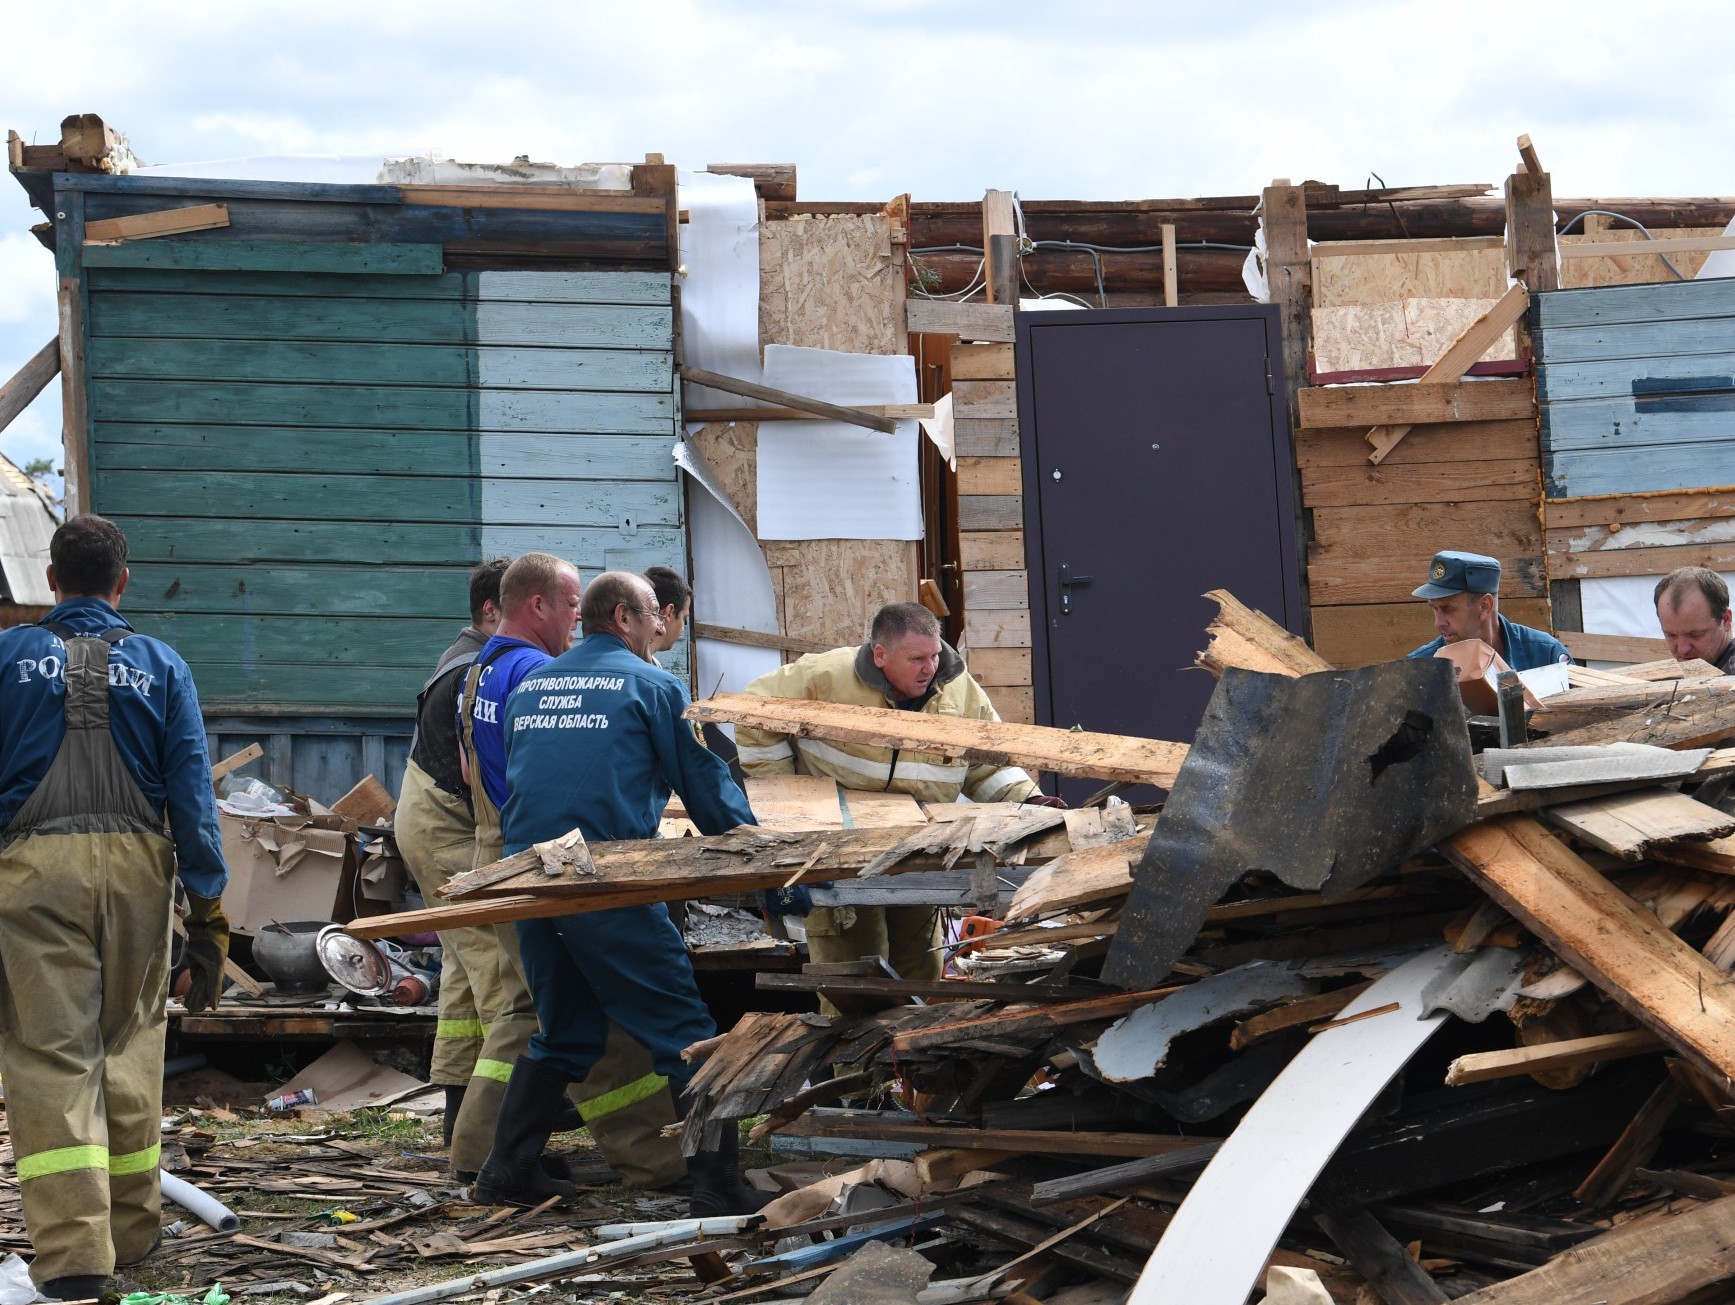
[651,679,755,836]
[1407,638,1444,660]
[161,662,228,899]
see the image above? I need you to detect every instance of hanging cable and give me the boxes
[1556,208,1690,281]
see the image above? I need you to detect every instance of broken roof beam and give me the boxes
[685,693,1190,787]
[703,163,796,202]
[679,365,898,434]
[1441,814,1735,1087]
[0,339,59,437]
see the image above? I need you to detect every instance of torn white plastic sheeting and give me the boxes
[677,171,763,412]
[922,391,957,471]
[1090,961,1310,1082]
[1698,214,1735,279]
[756,345,923,541]
[1126,946,1460,1305]
[674,440,779,702]
[1581,572,1735,647]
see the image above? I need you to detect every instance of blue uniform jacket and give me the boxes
[0,598,227,898]
[1407,612,1571,673]
[461,635,551,810]
[500,633,754,854]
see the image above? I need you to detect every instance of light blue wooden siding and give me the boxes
[1535,278,1735,498]
[83,259,686,715]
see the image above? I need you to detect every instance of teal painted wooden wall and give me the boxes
[1535,278,1735,498]
[84,261,685,715]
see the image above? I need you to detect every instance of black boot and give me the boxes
[41,1275,113,1302]
[453,1154,573,1185]
[442,1084,467,1148]
[687,1123,768,1217]
[471,1057,579,1207]
[552,1094,583,1132]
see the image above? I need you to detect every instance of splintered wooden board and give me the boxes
[670,775,926,832]
[686,693,1188,787]
[1544,789,1735,861]
[1441,816,1735,1085]
[1127,947,1455,1305]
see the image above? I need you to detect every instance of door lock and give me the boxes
[1059,564,1094,616]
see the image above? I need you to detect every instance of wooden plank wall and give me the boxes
[688,211,918,655]
[84,258,684,714]
[952,341,1033,722]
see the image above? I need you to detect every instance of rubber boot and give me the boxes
[471,1057,579,1207]
[453,1154,573,1186]
[442,1084,467,1148]
[687,1123,769,1217]
[41,1275,113,1302]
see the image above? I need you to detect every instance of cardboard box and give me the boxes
[1433,639,1543,717]
[219,811,356,936]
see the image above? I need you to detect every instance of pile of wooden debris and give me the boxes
[337,592,1735,1305]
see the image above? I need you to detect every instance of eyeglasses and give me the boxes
[621,604,663,622]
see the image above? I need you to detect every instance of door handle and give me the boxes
[1059,564,1094,616]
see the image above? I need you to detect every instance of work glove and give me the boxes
[182,893,231,1014]
[759,884,816,917]
[1024,793,1068,809]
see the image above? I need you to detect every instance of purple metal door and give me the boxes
[1015,307,1301,797]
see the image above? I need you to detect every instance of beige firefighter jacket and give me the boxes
[736,642,1039,805]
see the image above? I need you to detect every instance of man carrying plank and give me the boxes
[736,602,1062,994]
[472,571,761,1215]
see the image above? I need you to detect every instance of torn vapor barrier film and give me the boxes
[1103,661,1478,991]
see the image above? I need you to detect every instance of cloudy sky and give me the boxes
[5,0,1733,485]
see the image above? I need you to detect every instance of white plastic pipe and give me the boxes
[160,1170,241,1233]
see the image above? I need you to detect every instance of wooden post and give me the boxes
[1505,168,1558,294]
[53,186,89,516]
[1161,223,1178,307]
[983,189,1019,305]
[1261,180,1311,431]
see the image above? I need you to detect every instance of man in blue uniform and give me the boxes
[0,515,228,1301]
[473,571,758,1216]
[456,555,687,1195]
[1406,550,1570,672]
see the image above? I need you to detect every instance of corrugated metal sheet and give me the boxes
[0,464,60,605]
[1535,278,1735,498]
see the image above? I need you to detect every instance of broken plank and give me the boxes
[1449,1191,1735,1304]
[1297,379,1534,428]
[1543,789,1735,861]
[1196,588,1331,678]
[904,298,1016,342]
[686,693,1188,787]
[888,986,1184,1053]
[779,1109,1205,1158]
[678,365,897,434]
[1229,982,1374,1050]
[1573,1078,1682,1208]
[1004,837,1146,920]
[1654,832,1735,876]
[1444,1030,1665,1086]
[1314,1205,1450,1305]
[84,203,230,243]
[0,338,60,436]
[1440,815,1735,1085]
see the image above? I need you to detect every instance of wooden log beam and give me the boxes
[678,365,897,434]
[1440,815,1735,1086]
[0,338,59,436]
[685,693,1189,787]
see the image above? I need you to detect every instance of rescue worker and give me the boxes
[1407,550,1570,671]
[473,572,758,1216]
[1654,567,1735,674]
[0,514,228,1301]
[457,555,686,1193]
[736,602,1061,992]
[644,566,691,662]
[393,558,507,1149]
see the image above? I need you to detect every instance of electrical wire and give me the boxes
[1556,208,1690,281]
[909,238,1256,306]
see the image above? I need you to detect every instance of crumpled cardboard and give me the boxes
[1432,638,1542,716]
[219,809,356,936]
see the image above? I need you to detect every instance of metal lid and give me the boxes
[315,925,394,996]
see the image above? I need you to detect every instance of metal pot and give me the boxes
[252,921,333,993]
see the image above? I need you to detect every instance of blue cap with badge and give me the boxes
[1412,550,1502,599]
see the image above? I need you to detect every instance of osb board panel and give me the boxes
[1300,458,1540,508]
[766,538,914,650]
[1561,228,1722,288]
[986,684,1036,725]
[1312,242,1508,308]
[953,344,1015,381]
[1295,419,1537,468]
[761,214,902,354]
[961,530,1026,571]
[690,420,759,535]
[1311,298,1516,374]
[1310,598,1554,668]
[958,457,1023,495]
[968,647,1032,687]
